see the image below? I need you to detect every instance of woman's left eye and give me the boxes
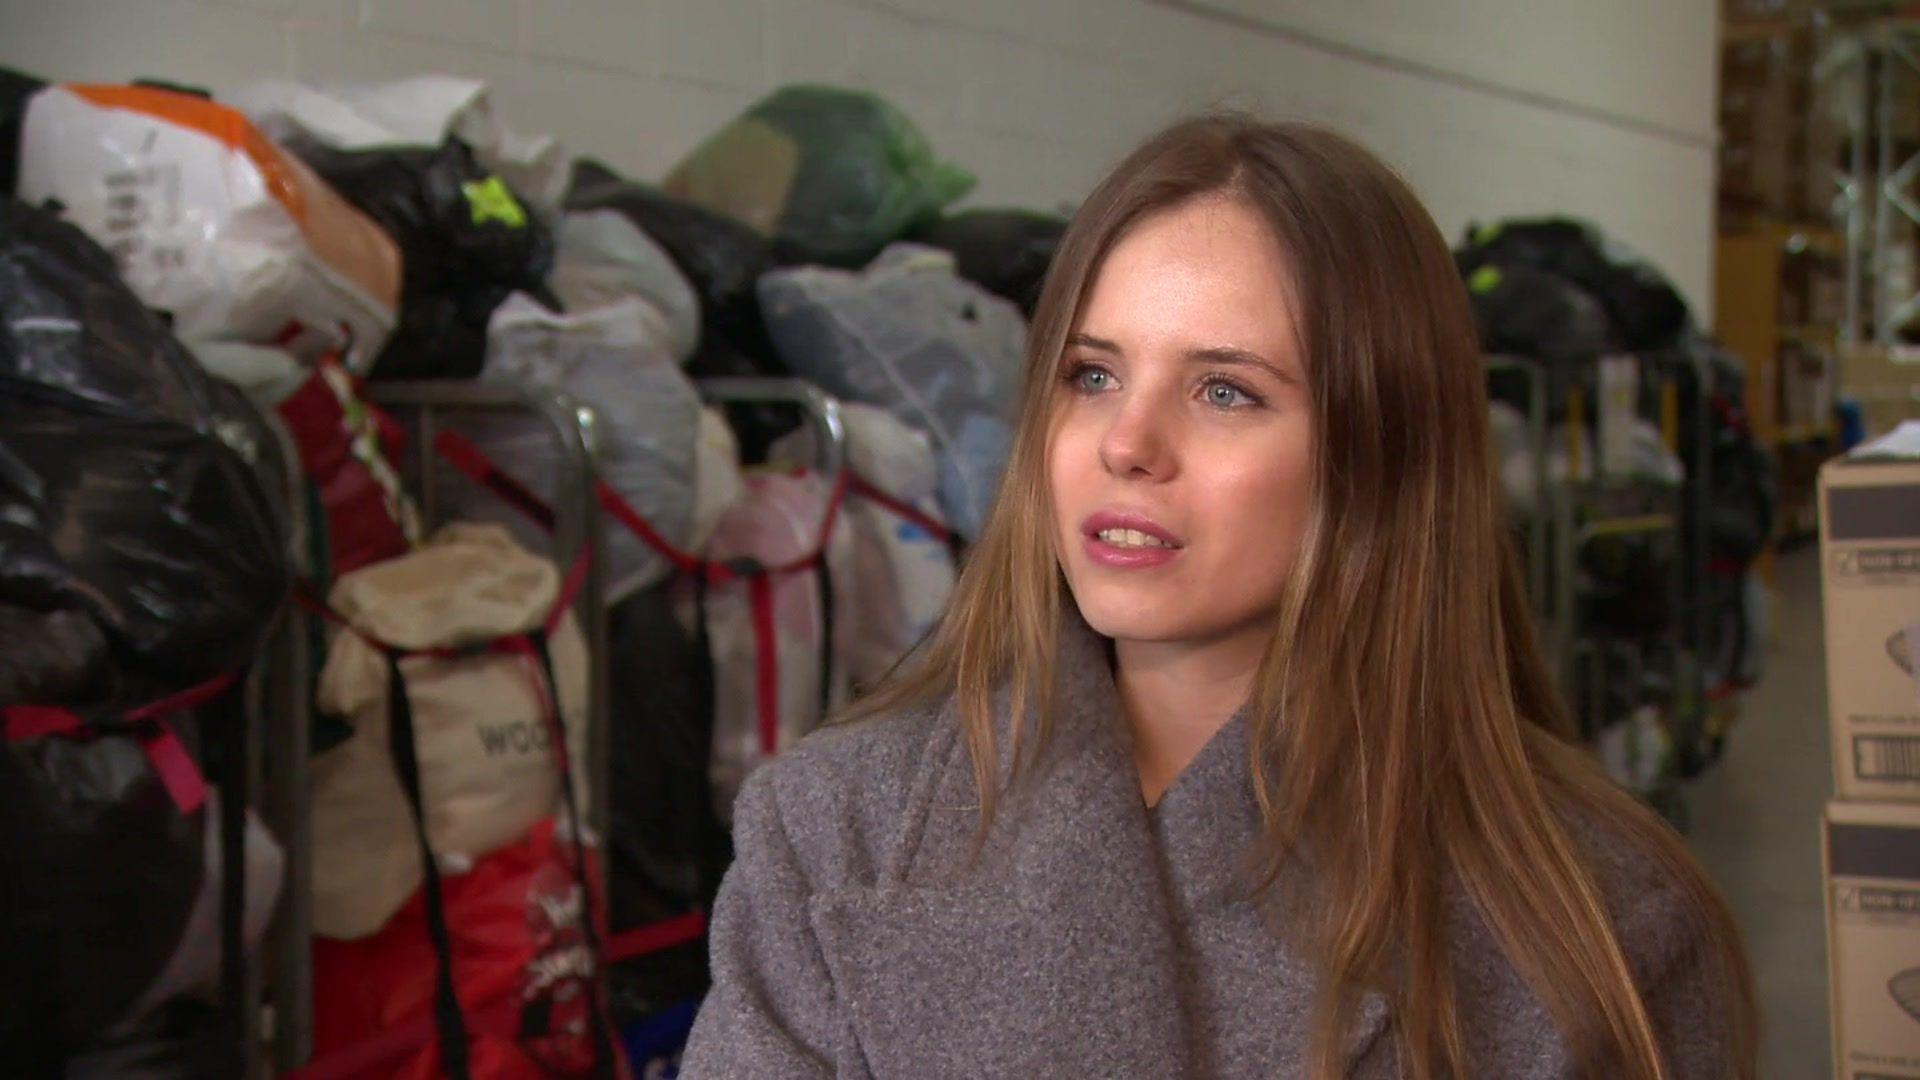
[1201,378,1260,409]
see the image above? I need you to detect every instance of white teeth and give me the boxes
[1097,527,1170,549]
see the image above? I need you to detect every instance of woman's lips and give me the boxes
[1080,510,1183,569]
[1082,533,1181,568]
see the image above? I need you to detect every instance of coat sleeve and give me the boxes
[679,767,866,1078]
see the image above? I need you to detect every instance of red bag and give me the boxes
[310,819,620,1079]
[275,354,420,577]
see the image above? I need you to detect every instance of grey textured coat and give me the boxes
[679,616,1736,1077]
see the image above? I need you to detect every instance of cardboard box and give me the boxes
[1821,457,1920,800]
[1826,801,1920,1079]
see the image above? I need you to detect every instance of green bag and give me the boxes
[665,84,974,268]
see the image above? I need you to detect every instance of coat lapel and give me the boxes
[807,616,1195,1077]
[805,613,1393,1077]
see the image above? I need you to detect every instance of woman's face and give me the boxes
[1049,194,1313,650]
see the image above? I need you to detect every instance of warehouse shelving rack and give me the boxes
[1490,350,1717,824]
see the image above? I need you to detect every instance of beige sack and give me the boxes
[312,523,589,940]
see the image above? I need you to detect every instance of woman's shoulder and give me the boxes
[729,696,963,891]
[1552,794,1718,980]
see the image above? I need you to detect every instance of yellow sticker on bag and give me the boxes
[462,176,528,229]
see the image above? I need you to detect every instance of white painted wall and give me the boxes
[0,0,1720,313]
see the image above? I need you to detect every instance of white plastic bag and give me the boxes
[1489,401,1541,515]
[691,405,746,552]
[758,243,1027,538]
[1546,417,1684,488]
[459,293,702,601]
[772,403,955,689]
[698,471,856,824]
[552,209,702,363]
[232,75,571,217]
[17,84,400,373]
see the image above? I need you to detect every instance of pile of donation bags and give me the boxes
[0,70,1057,1075]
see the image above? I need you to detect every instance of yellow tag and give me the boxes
[1468,265,1502,294]
[462,176,528,229]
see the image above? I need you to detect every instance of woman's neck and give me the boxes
[1113,628,1266,807]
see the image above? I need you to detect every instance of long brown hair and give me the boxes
[845,114,1756,1078]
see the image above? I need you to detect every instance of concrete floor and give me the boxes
[1686,544,1832,1080]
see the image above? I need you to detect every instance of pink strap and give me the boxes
[140,721,209,814]
[748,574,780,756]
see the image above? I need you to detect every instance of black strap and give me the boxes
[528,634,619,1079]
[815,560,835,720]
[382,654,473,1080]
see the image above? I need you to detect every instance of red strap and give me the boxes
[3,705,84,741]
[748,574,780,756]
[123,670,242,723]
[545,544,593,638]
[433,429,556,533]
[3,670,238,814]
[847,471,954,544]
[603,912,709,965]
[141,721,209,814]
[595,478,705,577]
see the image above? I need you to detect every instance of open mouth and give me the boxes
[1080,511,1183,567]
[1093,527,1176,550]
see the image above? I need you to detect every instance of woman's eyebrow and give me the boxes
[1065,331,1122,354]
[1187,345,1298,386]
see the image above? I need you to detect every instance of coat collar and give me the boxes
[803,609,1391,1076]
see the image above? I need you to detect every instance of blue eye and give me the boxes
[1202,379,1258,409]
[1068,364,1115,393]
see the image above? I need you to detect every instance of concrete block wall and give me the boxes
[0,0,1721,312]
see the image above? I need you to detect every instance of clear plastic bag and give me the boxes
[758,243,1026,538]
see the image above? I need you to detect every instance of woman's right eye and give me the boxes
[1065,363,1115,394]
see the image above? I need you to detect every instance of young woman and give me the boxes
[680,114,1757,1078]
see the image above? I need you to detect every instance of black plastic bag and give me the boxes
[1581,533,1676,637]
[0,396,285,687]
[0,200,232,425]
[0,65,43,197]
[568,158,778,367]
[914,208,1066,317]
[1465,262,1619,367]
[63,998,228,1080]
[1660,337,1777,568]
[0,202,287,690]
[0,202,283,1066]
[1457,218,1689,351]
[0,603,111,707]
[293,139,557,380]
[607,583,730,924]
[0,730,208,1063]
[604,583,725,1021]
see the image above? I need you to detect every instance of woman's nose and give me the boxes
[1098,398,1176,481]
